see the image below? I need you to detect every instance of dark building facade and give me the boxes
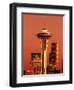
[47,43,60,74]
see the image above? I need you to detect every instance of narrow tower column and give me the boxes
[42,39,47,74]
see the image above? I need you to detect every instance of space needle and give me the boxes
[36,28,51,74]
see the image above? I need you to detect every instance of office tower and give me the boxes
[47,43,60,74]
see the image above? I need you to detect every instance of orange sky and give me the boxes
[23,14,63,71]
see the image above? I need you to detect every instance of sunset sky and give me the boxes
[22,14,63,72]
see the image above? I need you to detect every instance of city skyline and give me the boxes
[22,14,63,75]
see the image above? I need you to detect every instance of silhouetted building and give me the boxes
[49,43,56,64]
[31,53,42,74]
[47,43,60,74]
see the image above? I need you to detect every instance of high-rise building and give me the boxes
[47,43,60,74]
